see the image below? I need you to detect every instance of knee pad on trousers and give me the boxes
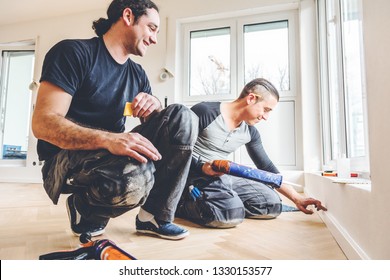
[244,199,282,219]
[84,159,155,208]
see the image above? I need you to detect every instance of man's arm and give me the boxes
[245,128,326,214]
[32,81,161,163]
[276,183,327,214]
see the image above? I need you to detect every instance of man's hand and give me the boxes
[131,92,162,119]
[202,162,225,176]
[295,197,328,214]
[106,132,162,163]
[277,183,327,215]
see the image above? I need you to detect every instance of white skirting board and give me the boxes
[316,211,370,260]
[304,184,370,260]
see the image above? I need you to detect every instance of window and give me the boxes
[243,20,290,90]
[0,43,35,162]
[187,20,291,97]
[181,10,300,169]
[182,19,237,102]
[317,0,368,171]
[189,27,231,97]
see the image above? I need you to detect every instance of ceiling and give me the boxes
[0,0,111,26]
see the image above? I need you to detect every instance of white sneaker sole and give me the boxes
[71,228,105,237]
[136,229,189,240]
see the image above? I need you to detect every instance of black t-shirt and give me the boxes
[37,37,152,160]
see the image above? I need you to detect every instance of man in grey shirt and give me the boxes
[176,78,327,228]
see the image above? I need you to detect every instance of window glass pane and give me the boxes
[341,0,365,157]
[326,1,342,160]
[318,0,368,167]
[0,51,34,160]
[189,27,230,96]
[244,21,289,91]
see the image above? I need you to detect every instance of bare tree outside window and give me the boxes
[190,28,230,96]
[244,21,290,91]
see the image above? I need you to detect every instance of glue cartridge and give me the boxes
[211,160,283,188]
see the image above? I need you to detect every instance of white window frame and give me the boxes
[0,41,35,166]
[181,18,237,104]
[317,0,369,173]
[179,8,301,170]
[236,11,299,99]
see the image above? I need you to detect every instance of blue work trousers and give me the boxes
[176,171,282,228]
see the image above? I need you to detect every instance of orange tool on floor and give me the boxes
[39,233,136,260]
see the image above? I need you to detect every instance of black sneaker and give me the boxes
[135,215,189,240]
[66,194,106,237]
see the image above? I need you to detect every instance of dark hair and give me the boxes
[239,78,279,102]
[92,0,159,37]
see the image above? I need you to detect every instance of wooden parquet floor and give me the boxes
[0,182,346,260]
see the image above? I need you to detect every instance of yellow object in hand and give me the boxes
[123,102,133,116]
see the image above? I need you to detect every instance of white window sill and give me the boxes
[311,172,371,191]
[0,159,26,167]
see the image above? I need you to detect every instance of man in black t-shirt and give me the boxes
[32,0,197,240]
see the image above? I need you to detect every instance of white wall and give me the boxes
[361,0,390,259]
[299,0,322,172]
[305,0,390,259]
[0,0,389,259]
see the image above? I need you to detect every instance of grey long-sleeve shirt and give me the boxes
[190,102,279,174]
